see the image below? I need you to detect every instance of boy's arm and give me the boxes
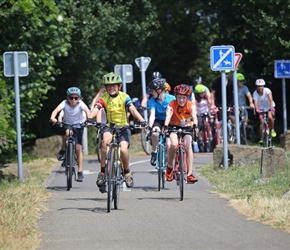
[191,104,198,126]
[50,104,63,123]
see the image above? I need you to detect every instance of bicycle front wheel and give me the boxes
[67,143,73,191]
[113,152,121,210]
[240,123,247,145]
[178,147,185,201]
[141,128,150,155]
[107,148,115,213]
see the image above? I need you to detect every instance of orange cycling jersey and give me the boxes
[167,100,194,127]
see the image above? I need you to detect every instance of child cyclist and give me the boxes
[164,84,198,184]
[147,78,175,166]
[50,87,90,182]
[88,72,147,192]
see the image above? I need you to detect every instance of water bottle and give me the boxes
[193,141,199,152]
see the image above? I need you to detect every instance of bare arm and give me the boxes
[140,94,149,107]
[247,93,255,109]
[164,108,172,126]
[128,105,145,122]
[268,92,274,109]
[50,104,63,123]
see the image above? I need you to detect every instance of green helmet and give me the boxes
[237,73,245,81]
[195,84,206,94]
[103,72,122,85]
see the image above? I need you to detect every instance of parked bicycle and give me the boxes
[52,121,86,191]
[167,126,194,201]
[151,128,167,191]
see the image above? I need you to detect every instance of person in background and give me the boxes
[164,84,198,184]
[252,78,276,143]
[147,78,175,166]
[237,73,255,123]
[50,87,90,182]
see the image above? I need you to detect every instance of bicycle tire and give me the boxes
[178,147,184,201]
[141,128,150,155]
[205,126,212,152]
[95,129,101,162]
[162,147,166,189]
[198,130,205,153]
[107,148,115,213]
[67,142,73,191]
[113,150,121,210]
[263,129,269,147]
[157,145,162,191]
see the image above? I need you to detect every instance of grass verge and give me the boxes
[197,163,290,233]
[0,158,58,250]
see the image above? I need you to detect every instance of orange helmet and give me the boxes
[165,82,171,92]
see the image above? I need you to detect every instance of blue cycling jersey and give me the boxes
[149,94,175,120]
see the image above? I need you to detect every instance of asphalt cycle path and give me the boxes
[38,153,290,250]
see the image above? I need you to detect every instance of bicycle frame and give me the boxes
[153,129,167,191]
[197,112,213,152]
[260,109,272,147]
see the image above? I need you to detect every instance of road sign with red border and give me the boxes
[234,53,242,69]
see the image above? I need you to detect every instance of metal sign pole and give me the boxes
[282,78,287,133]
[13,52,23,181]
[121,65,127,93]
[233,70,240,144]
[221,71,229,169]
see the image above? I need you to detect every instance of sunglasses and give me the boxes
[69,96,79,100]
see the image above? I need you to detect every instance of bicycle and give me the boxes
[52,121,86,191]
[259,109,273,147]
[238,106,255,145]
[212,108,221,148]
[196,111,215,152]
[218,106,235,144]
[167,126,194,201]
[91,122,126,213]
[151,128,167,191]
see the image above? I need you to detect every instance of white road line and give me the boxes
[129,159,150,167]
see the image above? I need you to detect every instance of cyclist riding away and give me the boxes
[88,72,147,191]
[50,87,90,182]
[147,78,175,166]
[164,84,198,184]
[252,78,276,143]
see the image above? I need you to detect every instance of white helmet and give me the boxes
[255,78,266,86]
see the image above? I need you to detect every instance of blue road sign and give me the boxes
[210,46,235,71]
[274,60,290,78]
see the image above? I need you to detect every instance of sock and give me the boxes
[124,169,130,174]
[101,167,105,173]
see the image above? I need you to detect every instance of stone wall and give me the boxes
[280,130,290,153]
[24,135,63,158]
[213,144,289,178]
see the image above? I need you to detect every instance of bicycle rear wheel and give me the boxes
[66,143,73,191]
[178,147,184,201]
[141,128,150,155]
[107,148,115,213]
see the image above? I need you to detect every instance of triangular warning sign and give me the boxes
[234,53,242,69]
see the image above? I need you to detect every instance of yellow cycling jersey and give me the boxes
[96,91,132,127]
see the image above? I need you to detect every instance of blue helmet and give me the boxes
[67,87,81,96]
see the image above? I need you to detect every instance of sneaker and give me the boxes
[96,172,106,187]
[165,166,174,182]
[187,175,198,184]
[125,173,134,188]
[56,149,65,161]
[259,139,263,144]
[271,129,277,137]
[150,152,156,166]
[77,171,84,182]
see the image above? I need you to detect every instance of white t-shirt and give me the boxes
[196,98,209,114]
[58,100,88,125]
[253,87,275,110]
